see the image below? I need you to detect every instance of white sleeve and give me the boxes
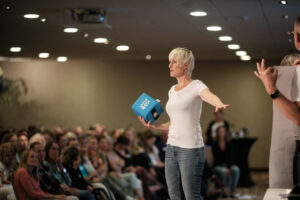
[195,80,208,96]
[291,66,300,101]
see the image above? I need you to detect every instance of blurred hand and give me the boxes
[215,104,230,112]
[138,116,157,130]
[254,58,278,95]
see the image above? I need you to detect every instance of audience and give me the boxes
[212,126,240,198]
[14,149,67,199]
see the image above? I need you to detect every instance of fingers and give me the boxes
[261,58,266,71]
[293,59,300,66]
[254,70,261,79]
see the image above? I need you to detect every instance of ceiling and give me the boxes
[0,0,299,62]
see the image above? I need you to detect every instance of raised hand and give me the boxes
[254,58,278,95]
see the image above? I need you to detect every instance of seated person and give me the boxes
[14,149,67,199]
[206,110,230,145]
[0,143,18,200]
[212,126,240,198]
[43,141,94,200]
[61,146,96,200]
[30,142,78,200]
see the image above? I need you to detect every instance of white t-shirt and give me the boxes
[166,80,208,148]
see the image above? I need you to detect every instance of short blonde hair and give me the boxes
[168,47,195,76]
[280,54,300,66]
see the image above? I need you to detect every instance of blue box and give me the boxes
[132,93,163,124]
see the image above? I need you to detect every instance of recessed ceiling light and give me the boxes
[57,56,67,62]
[240,55,251,61]
[41,18,46,22]
[94,38,108,44]
[38,53,49,58]
[206,26,222,31]
[116,45,130,51]
[227,44,240,50]
[24,14,40,19]
[190,11,207,17]
[64,28,78,33]
[218,36,232,41]
[280,1,287,5]
[235,51,247,56]
[5,6,10,10]
[145,55,152,60]
[10,47,21,52]
[84,33,89,38]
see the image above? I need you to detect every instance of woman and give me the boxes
[43,141,94,200]
[0,143,17,200]
[212,126,239,198]
[138,47,229,200]
[14,149,67,199]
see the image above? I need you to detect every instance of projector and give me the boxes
[72,8,106,24]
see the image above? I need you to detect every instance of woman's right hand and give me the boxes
[138,116,156,130]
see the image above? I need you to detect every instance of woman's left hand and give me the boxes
[215,104,230,112]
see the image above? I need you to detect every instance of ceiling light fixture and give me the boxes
[94,38,108,44]
[190,11,207,17]
[5,6,10,10]
[57,56,67,62]
[38,53,49,58]
[240,55,251,61]
[10,47,21,52]
[64,28,78,33]
[206,26,222,31]
[280,1,287,5]
[235,51,247,56]
[41,18,46,22]
[218,36,232,41]
[227,44,240,50]
[145,55,152,60]
[116,45,130,51]
[24,14,40,19]
[84,33,89,38]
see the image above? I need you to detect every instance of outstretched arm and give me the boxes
[200,88,230,112]
[254,58,300,126]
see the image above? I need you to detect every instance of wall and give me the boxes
[0,58,277,168]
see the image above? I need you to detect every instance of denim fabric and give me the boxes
[78,189,95,200]
[213,165,240,193]
[165,145,205,200]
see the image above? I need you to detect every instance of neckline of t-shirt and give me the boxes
[173,80,197,93]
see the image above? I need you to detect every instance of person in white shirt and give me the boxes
[138,47,229,200]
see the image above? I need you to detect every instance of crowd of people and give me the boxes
[0,120,240,200]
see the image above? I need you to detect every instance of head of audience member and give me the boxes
[216,125,228,143]
[141,130,156,150]
[280,53,300,66]
[115,135,130,151]
[102,129,110,137]
[0,142,16,167]
[88,136,99,153]
[1,133,18,150]
[159,130,168,143]
[168,47,195,77]
[57,134,68,151]
[78,135,89,156]
[125,128,137,146]
[45,141,61,163]
[30,142,45,163]
[111,128,124,142]
[18,133,29,153]
[67,138,80,149]
[99,136,113,153]
[42,130,54,143]
[62,146,81,170]
[20,149,39,177]
[294,16,300,51]
[53,126,64,138]
[74,126,84,138]
[91,123,105,138]
[214,110,224,122]
[29,133,46,148]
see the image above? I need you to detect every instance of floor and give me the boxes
[213,171,269,200]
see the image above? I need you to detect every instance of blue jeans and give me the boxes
[213,165,240,193]
[78,189,95,200]
[165,145,205,200]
